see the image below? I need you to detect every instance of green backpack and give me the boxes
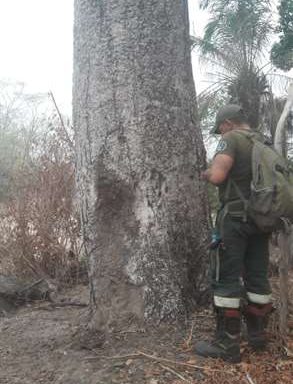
[230,131,293,232]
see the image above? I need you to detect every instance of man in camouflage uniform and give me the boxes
[195,104,273,363]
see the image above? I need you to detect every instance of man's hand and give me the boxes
[202,154,234,185]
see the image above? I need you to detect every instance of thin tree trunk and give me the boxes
[73,0,209,332]
[278,231,290,343]
[275,84,293,156]
[274,83,293,345]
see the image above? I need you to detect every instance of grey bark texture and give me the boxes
[73,0,210,331]
[274,84,293,156]
[274,83,293,345]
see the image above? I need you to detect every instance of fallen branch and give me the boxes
[86,349,228,374]
[137,350,230,373]
[246,372,256,384]
[0,274,50,306]
[20,279,45,293]
[85,353,140,361]
[37,301,88,309]
[159,363,193,383]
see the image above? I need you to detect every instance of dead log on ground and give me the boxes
[0,274,51,315]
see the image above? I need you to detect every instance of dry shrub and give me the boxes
[0,112,87,286]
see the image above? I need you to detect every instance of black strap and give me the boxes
[224,179,249,221]
[224,178,247,203]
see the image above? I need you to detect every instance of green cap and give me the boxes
[210,104,245,134]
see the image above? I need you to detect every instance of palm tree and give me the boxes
[194,0,273,129]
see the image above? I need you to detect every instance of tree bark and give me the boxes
[73,0,210,331]
[274,84,293,156]
[274,83,293,345]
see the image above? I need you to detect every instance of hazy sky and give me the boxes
[0,0,74,112]
[0,0,210,114]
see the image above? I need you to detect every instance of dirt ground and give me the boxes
[0,283,292,384]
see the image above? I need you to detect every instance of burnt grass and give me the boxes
[0,283,292,384]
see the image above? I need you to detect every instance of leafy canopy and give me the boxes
[195,0,273,129]
[198,0,272,69]
[270,0,293,71]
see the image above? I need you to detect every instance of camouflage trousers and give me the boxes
[210,207,271,308]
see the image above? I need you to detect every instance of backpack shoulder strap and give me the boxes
[231,129,258,142]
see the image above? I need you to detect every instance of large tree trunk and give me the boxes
[73,0,210,331]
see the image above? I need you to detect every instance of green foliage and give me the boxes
[270,0,293,71]
[199,0,272,64]
[195,0,273,129]
[198,88,228,133]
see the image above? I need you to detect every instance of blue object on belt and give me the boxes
[210,229,222,249]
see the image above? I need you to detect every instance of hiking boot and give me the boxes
[195,308,241,363]
[243,302,273,350]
